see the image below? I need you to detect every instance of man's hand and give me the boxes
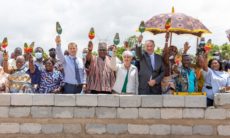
[183,42,191,53]
[88,41,93,52]
[29,54,33,63]
[148,79,156,87]
[55,35,61,46]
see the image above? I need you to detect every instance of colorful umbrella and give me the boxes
[144,7,211,37]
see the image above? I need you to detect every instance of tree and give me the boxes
[127,35,138,48]
[154,47,163,55]
[209,43,230,60]
[115,47,125,60]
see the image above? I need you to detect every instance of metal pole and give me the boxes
[169,32,173,46]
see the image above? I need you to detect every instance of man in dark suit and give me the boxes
[136,38,165,95]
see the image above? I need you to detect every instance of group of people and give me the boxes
[0,34,229,106]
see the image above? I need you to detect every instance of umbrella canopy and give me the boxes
[145,10,211,37]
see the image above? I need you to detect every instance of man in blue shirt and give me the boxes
[55,36,86,94]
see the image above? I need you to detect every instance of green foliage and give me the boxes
[115,47,126,60]
[127,35,138,48]
[154,47,163,55]
[92,51,98,56]
[209,43,230,60]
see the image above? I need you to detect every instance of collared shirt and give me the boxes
[187,69,196,92]
[149,54,155,70]
[56,45,86,85]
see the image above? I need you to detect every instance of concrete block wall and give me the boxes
[0,93,229,138]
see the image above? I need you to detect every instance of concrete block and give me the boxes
[0,123,20,133]
[120,95,141,107]
[63,124,81,134]
[183,109,205,119]
[0,94,11,106]
[9,107,30,118]
[74,107,95,118]
[20,123,41,134]
[128,124,149,134]
[54,94,75,106]
[205,108,226,119]
[163,95,184,107]
[53,107,74,118]
[171,125,192,135]
[161,108,182,119]
[98,94,119,107]
[41,124,63,134]
[141,95,163,107]
[193,125,214,135]
[32,94,54,106]
[96,107,116,118]
[139,108,161,119]
[85,124,106,134]
[76,94,97,106]
[106,124,127,134]
[150,125,171,135]
[117,108,138,119]
[11,94,32,106]
[226,109,230,119]
[0,107,9,118]
[185,96,206,108]
[218,125,230,136]
[215,93,230,108]
[31,107,52,118]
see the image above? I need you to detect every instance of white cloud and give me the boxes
[0,0,229,56]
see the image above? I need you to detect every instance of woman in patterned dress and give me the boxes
[29,56,64,93]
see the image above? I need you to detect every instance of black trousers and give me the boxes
[207,98,214,106]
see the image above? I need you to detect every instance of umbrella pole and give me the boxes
[169,32,173,46]
[196,37,199,51]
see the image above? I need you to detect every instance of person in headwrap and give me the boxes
[86,42,116,94]
[3,53,32,93]
[8,47,22,70]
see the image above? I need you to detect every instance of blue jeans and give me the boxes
[64,83,82,94]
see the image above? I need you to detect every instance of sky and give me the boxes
[0,0,230,56]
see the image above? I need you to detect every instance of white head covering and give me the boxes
[122,50,133,58]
